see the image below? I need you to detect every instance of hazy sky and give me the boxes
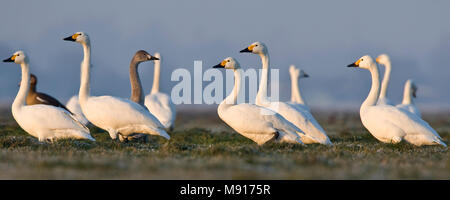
[1,0,449,110]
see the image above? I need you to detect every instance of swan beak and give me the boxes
[347,63,357,67]
[212,63,224,68]
[3,55,15,62]
[240,47,252,53]
[376,57,381,63]
[63,36,76,41]
[63,33,79,42]
[302,73,310,78]
[412,90,416,98]
[149,56,159,61]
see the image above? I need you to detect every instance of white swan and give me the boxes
[347,55,446,147]
[240,42,332,145]
[396,79,421,117]
[375,54,393,105]
[288,65,310,112]
[3,51,95,142]
[144,52,176,130]
[214,57,305,145]
[63,32,170,141]
[66,96,90,126]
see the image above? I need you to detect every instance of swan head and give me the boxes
[289,65,309,78]
[347,55,374,70]
[212,57,241,70]
[63,32,90,44]
[240,42,267,54]
[406,79,418,98]
[375,54,390,66]
[133,50,159,64]
[3,50,29,64]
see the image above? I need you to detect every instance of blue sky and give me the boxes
[1,0,450,110]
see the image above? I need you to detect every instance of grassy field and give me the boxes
[0,107,448,179]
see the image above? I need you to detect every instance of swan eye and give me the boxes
[255,45,258,47]
[361,59,363,61]
[227,60,230,62]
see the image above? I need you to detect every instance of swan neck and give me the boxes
[79,42,91,104]
[13,62,30,110]
[219,69,242,111]
[151,59,161,94]
[290,74,305,104]
[379,62,391,99]
[402,82,412,104]
[129,59,144,105]
[256,52,270,105]
[362,63,381,109]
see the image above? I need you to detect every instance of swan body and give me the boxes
[63,32,170,141]
[214,57,304,145]
[375,54,393,105]
[240,42,331,145]
[3,51,94,142]
[348,55,445,147]
[144,52,176,130]
[288,65,310,112]
[66,95,90,126]
[396,79,421,117]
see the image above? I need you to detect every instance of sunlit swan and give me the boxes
[144,52,177,130]
[63,32,170,141]
[288,65,310,112]
[240,42,331,145]
[348,55,446,147]
[396,79,421,117]
[66,96,90,126]
[213,57,305,145]
[25,73,72,114]
[3,51,94,142]
[375,54,393,105]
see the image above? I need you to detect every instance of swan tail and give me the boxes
[434,139,447,148]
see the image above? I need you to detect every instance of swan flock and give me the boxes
[1,32,446,148]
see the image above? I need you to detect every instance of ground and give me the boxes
[0,107,448,179]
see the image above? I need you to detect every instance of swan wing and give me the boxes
[84,96,164,129]
[144,92,176,128]
[364,105,443,144]
[20,104,89,133]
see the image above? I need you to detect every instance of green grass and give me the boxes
[0,109,448,179]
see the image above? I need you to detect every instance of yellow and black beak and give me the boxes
[213,60,226,68]
[240,44,254,53]
[3,55,16,62]
[347,59,360,67]
[63,33,79,42]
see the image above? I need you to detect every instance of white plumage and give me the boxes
[4,51,94,142]
[144,53,176,130]
[240,42,331,145]
[375,54,394,105]
[214,57,305,145]
[66,95,90,126]
[63,32,170,141]
[348,55,445,147]
[396,79,421,117]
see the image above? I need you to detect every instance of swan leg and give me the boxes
[106,128,118,140]
[118,134,129,143]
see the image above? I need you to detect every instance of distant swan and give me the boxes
[240,42,331,145]
[3,51,94,142]
[347,55,446,147]
[144,52,177,130]
[63,32,170,142]
[375,54,393,105]
[288,65,310,112]
[25,73,73,114]
[396,79,421,117]
[214,57,305,145]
